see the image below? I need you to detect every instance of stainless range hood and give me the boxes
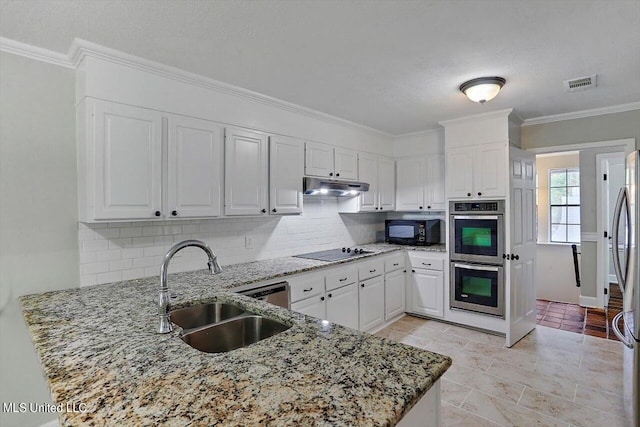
[303,177,369,197]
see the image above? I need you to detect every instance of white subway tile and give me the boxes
[96,249,122,262]
[82,261,110,275]
[122,268,146,281]
[132,237,155,247]
[144,246,165,257]
[95,271,122,284]
[109,238,132,249]
[132,257,155,269]
[109,258,133,271]
[122,248,144,259]
[120,227,143,238]
[82,240,109,251]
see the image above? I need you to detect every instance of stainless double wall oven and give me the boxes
[449,200,505,317]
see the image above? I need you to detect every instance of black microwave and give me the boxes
[385,219,441,246]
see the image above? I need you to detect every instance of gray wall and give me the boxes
[522,109,639,302]
[0,52,79,427]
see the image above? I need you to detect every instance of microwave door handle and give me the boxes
[453,215,500,220]
[611,187,627,295]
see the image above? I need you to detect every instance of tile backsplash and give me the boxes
[78,197,385,286]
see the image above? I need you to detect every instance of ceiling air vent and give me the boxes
[563,74,597,92]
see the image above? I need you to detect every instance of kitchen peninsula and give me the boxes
[20,246,451,426]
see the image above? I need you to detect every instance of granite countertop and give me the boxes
[20,243,451,426]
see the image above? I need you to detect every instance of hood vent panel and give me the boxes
[303,177,369,197]
[563,74,597,92]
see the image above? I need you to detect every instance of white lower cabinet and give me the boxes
[407,252,445,318]
[385,269,406,320]
[326,283,359,329]
[358,276,385,331]
[291,295,326,319]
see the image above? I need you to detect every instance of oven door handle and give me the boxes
[452,215,501,220]
[453,263,501,272]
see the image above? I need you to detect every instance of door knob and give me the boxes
[512,254,519,260]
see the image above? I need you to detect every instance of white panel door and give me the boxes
[506,147,537,347]
[358,276,385,331]
[475,142,507,198]
[93,100,162,220]
[224,127,268,216]
[410,269,444,318]
[291,296,326,320]
[357,152,379,211]
[425,154,446,211]
[269,135,303,215]
[335,147,358,180]
[305,142,334,178]
[167,116,222,218]
[396,157,425,211]
[326,283,359,329]
[378,156,396,211]
[385,269,406,320]
[445,147,474,199]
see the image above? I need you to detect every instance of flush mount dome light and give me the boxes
[459,77,506,104]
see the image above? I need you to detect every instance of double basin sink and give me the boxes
[170,302,291,353]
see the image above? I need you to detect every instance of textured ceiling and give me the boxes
[1,0,639,135]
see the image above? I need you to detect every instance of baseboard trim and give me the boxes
[579,295,599,308]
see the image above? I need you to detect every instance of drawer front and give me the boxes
[325,266,358,292]
[408,251,444,271]
[289,273,325,303]
[358,259,384,281]
[384,253,406,272]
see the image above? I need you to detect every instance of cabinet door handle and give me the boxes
[361,283,365,288]
[339,277,348,282]
[261,208,266,213]
[154,211,161,217]
[171,210,178,216]
[393,263,399,266]
[369,269,376,273]
[329,172,334,177]
[272,208,277,213]
[422,262,431,266]
[512,254,519,260]
[303,287,313,292]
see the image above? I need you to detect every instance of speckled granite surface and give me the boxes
[20,245,451,426]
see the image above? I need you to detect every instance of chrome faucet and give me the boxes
[158,239,222,333]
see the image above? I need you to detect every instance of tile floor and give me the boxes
[376,315,628,427]
[536,297,623,340]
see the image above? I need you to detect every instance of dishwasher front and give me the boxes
[239,281,290,309]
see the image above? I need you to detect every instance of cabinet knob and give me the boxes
[361,283,365,288]
[336,173,340,177]
[320,296,325,301]
[419,206,423,210]
[467,193,471,197]
[171,210,178,216]
[427,206,431,209]
[478,192,482,196]
[328,293,332,298]
[412,269,415,273]
[272,208,277,213]
[154,211,161,217]
[502,253,507,259]
[329,172,334,177]
[261,208,266,213]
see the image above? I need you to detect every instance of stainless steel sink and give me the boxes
[170,302,246,332]
[180,315,291,353]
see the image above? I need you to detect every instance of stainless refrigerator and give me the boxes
[612,150,640,427]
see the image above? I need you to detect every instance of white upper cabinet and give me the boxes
[305,142,358,180]
[167,116,223,218]
[378,157,396,211]
[334,147,358,180]
[396,154,445,212]
[269,135,304,215]
[356,152,379,211]
[338,153,395,213]
[80,99,163,221]
[224,127,268,216]
[446,142,506,199]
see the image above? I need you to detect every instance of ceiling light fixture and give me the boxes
[459,77,506,104]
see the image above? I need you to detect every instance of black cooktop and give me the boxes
[294,247,373,262]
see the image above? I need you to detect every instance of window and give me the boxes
[549,168,580,243]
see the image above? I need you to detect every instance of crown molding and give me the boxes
[1,36,391,138]
[393,127,442,139]
[67,38,392,138]
[438,108,515,127]
[522,102,640,126]
[0,37,74,69]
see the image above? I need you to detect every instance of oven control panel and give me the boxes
[451,200,504,213]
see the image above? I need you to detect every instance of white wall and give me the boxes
[0,52,79,427]
[79,198,385,286]
[536,244,582,304]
